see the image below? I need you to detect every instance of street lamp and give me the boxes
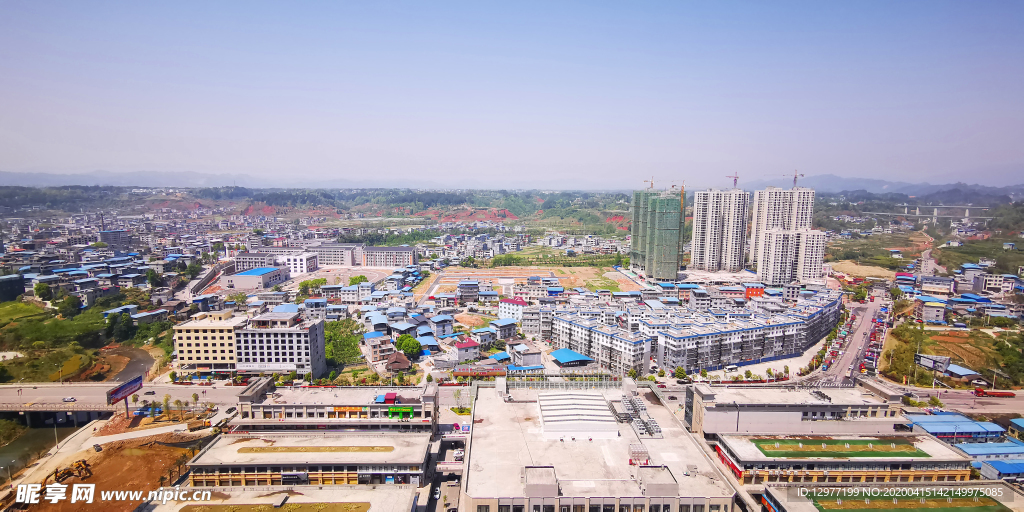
[6,460,14,490]
[53,363,62,384]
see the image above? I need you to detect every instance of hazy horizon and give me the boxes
[2,2,1023,189]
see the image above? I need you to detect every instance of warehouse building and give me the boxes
[906,413,1005,444]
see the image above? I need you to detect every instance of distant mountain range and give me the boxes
[2,170,1023,203]
[743,174,1024,202]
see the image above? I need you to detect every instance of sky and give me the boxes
[1,1,1023,189]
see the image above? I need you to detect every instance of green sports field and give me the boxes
[752,438,930,458]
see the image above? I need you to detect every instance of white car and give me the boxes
[433,486,441,500]
[62,397,76,402]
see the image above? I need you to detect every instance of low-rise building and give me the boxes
[226,267,289,290]
[498,297,528,321]
[234,252,278,272]
[684,385,900,439]
[455,339,480,362]
[715,433,971,486]
[490,317,518,339]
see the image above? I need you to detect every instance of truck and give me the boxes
[974,388,1016,398]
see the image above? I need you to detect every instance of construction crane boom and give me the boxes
[725,173,739,188]
[788,170,805,188]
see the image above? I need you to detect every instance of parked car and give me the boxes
[62,397,76,402]
[144,390,156,395]
[433,486,441,500]
[226,407,237,415]
[656,384,667,388]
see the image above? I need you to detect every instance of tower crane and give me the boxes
[726,173,739,188]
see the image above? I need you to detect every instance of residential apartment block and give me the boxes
[277,252,318,274]
[756,228,826,286]
[749,186,815,268]
[691,188,750,272]
[234,252,277,272]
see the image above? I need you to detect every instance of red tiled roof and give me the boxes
[500,298,528,306]
[455,340,480,349]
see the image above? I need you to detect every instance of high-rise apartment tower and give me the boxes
[691,189,750,272]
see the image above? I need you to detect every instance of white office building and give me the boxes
[749,187,815,268]
[236,311,327,378]
[691,189,750,272]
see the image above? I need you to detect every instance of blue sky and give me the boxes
[1,1,1022,188]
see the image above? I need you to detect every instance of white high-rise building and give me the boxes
[749,187,815,267]
[691,189,750,272]
[757,228,826,286]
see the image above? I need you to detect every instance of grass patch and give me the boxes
[0,302,46,324]
[450,407,472,415]
[752,438,930,458]
[48,353,85,381]
[3,348,93,383]
[934,238,1024,275]
[584,276,621,292]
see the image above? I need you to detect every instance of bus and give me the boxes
[724,365,739,373]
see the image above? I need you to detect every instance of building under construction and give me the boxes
[630,188,685,282]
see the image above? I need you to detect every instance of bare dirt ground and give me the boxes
[32,434,203,512]
[454,313,491,328]
[830,260,896,279]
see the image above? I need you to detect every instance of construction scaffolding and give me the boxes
[630,189,685,281]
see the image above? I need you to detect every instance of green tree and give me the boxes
[657,368,666,378]
[426,374,433,383]
[184,262,204,280]
[700,369,708,379]
[784,365,790,376]
[928,396,944,408]
[349,275,369,286]
[146,269,162,288]
[627,368,638,380]
[132,394,139,407]
[395,334,421,359]
[89,241,108,248]
[369,372,380,383]
[328,370,338,381]
[57,295,82,318]
[298,281,311,296]
[174,399,184,421]
[272,284,282,292]
[744,369,753,379]
[192,392,199,405]
[673,366,685,379]
[227,292,249,305]
[162,394,171,419]
[33,282,53,301]
[461,256,476,268]
[169,371,177,382]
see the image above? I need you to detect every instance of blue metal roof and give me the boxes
[363,331,387,340]
[945,364,978,376]
[954,442,1024,456]
[491,351,510,361]
[415,336,439,347]
[430,315,453,322]
[550,348,594,364]
[491,318,518,327]
[235,267,279,276]
[985,460,1024,475]
[1010,418,1024,430]
[272,304,300,313]
[389,322,416,331]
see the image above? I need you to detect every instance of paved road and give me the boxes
[0,382,243,409]
[108,347,155,382]
[810,295,884,385]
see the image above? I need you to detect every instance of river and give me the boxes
[0,424,80,484]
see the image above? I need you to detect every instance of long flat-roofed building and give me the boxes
[684,385,901,439]
[187,432,431,487]
[715,433,971,487]
[231,379,438,433]
[462,384,737,511]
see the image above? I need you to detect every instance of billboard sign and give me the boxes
[106,375,144,405]
[914,354,951,373]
